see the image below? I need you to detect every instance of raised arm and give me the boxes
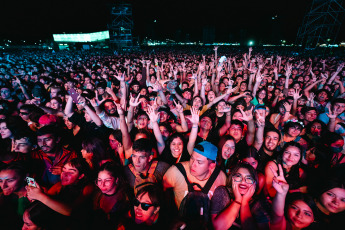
[327,63,344,85]
[187,107,200,155]
[240,108,255,146]
[146,105,165,154]
[64,96,74,118]
[78,96,102,127]
[116,102,132,160]
[174,100,188,133]
[253,111,265,150]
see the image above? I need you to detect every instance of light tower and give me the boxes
[295,0,345,49]
[108,2,134,50]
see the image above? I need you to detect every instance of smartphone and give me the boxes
[26,177,37,187]
[67,88,79,104]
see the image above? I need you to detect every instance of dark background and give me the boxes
[1,0,344,44]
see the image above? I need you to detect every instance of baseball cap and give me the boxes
[194,141,218,161]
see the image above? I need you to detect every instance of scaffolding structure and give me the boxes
[296,0,345,49]
[108,3,134,50]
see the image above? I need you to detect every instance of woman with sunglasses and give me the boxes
[91,161,130,229]
[119,184,167,230]
[210,163,270,230]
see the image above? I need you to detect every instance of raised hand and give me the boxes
[218,103,231,113]
[255,110,266,127]
[232,178,243,204]
[239,107,253,121]
[26,182,44,201]
[174,99,183,114]
[146,105,159,122]
[115,102,124,116]
[114,72,125,82]
[186,107,200,125]
[307,92,315,104]
[129,93,141,107]
[292,88,302,100]
[213,46,219,51]
[283,102,292,113]
[202,78,208,86]
[270,164,289,194]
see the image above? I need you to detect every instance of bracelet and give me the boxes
[233,200,241,205]
[192,126,198,128]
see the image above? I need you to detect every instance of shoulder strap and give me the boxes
[147,161,158,175]
[128,164,139,177]
[202,167,221,194]
[175,163,194,192]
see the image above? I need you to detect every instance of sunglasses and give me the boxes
[133,198,156,211]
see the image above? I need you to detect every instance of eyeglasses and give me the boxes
[133,198,156,211]
[232,173,255,184]
[19,111,29,115]
[95,178,114,187]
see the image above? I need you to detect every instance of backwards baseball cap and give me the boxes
[194,141,218,161]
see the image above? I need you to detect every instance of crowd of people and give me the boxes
[0,46,345,230]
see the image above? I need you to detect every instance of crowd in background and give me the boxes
[0,46,345,230]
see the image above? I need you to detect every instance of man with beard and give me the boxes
[30,125,77,188]
[254,128,281,173]
[93,99,121,130]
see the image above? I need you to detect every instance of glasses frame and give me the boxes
[232,173,255,184]
[133,198,156,211]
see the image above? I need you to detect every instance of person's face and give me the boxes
[109,134,121,151]
[282,146,301,167]
[320,188,345,214]
[159,126,170,140]
[96,170,117,195]
[310,122,322,136]
[170,137,183,158]
[288,88,295,97]
[232,112,243,121]
[207,91,215,101]
[297,98,307,106]
[221,139,235,160]
[333,103,345,115]
[242,157,258,169]
[136,73,143,81]
[139,98,149,111]
[193,97,202,109]
[216,101,226,112]
[219,83,226,92]
[330,139,344,149]
[86,83,94,90]
[132,150,152,173]
[22,210,41,230]
[60,163,82,186]
[305,110,317,122]
[97,87,105,95]
[258,90,266,99]
[81,148,93,161]
[200,116,212,130]
[287,200,314,229]
[104,101,116,115]
[14,138,32,154]
[229,124,243,142]
[140,88,147,96]
[189,152,212,179]
[50,99,61,110]
[137,115,149,129]
[244,94,253,103]
[37,134,58,153]
[183,91,192,100]
[64,117,75,129]
[50,88,59,98]
[132,85,140,93]
[0,122,12,139]
[317,91,328,102]
[159,111,168,123]
[205,82,211,92]
[232,168,255,195]
[288,125,302,137]
[0,169,22,196]
[1,88,11,99]
[264,131,280,151]
[134,192,159,224]
[240,82,247,91]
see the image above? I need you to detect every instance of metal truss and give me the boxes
[296,0,345,49]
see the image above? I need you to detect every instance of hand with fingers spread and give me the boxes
[114,72,125,82]
[218,104,231,113]
[202,78,208,86]
[187,107,200,125]
[240,107,253,121]
[307,92,315,104]
[129,93,141,107]
[270,164,289,195]
[255,111,266,127]
[115,103,124,116]
[326,104,338,119]
[146,106,159,123]
[292,88,302,100]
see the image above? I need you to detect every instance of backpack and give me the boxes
[175,163,220,224]
[128,160,158,195]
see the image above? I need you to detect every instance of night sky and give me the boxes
[1,0,344,44]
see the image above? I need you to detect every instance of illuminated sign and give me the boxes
[53,31,110,42]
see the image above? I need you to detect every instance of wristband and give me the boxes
[233,200,241,205]
[192,126,198,128]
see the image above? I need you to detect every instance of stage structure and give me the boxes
[108,2,135,50]
[296,0,345,49]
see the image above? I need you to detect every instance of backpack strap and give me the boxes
[147,161,158,175]
[175,163,194,192]
[128,163,139,177]
[202,167,220,194]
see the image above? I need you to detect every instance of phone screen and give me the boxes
[68,88,79,103]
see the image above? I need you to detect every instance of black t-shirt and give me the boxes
[257,147,275,173]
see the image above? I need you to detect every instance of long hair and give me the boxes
[82,137,109,170]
